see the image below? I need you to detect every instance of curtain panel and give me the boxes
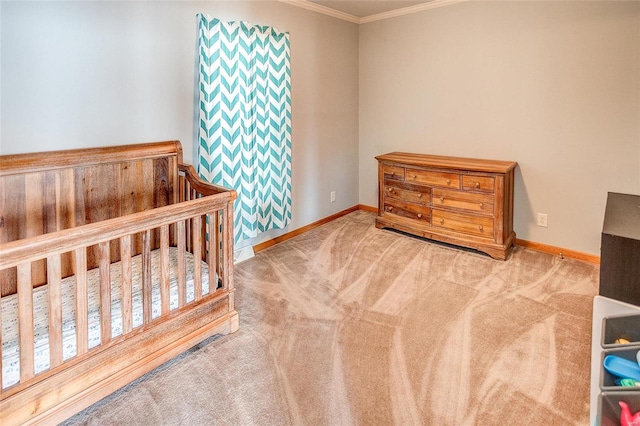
[197,15,292,244]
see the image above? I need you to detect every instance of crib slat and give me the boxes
[223,201,234,292]
[17,263,35,382]
[200,208,207,289]
[193,216,202,301]
[98,241,111,343]
[177,220,186,308]
[120,235,133,334]
[142,230,152,324]
[160,225,170,314]
[47,255,63,368]
[207,212,216,293]
[75,248,89,356]
[213,212,221,290]
[185,181,192,253]
[219,209,227,289]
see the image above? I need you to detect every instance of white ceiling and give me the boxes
[309,1,433,18]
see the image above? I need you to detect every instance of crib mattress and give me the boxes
[1,248,210,389]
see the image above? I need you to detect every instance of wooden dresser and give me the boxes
[375,152,517,260]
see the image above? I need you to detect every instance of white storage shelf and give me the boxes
[590,296,640,426]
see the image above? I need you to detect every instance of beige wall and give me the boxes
[3,1,639,256]
[359,1,640,255]
[1,1,360,248]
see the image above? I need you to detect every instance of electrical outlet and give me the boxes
[330,191,336,203]
[537,213,548,227]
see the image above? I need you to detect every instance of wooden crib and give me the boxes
[0,141,238,425]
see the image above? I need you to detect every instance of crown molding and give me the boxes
[277,0,361,24]
[359,0,468,24]
[277,0,468,25]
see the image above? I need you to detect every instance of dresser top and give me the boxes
[376,152,517,174]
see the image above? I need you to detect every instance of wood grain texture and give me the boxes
[142,230,152,325]
[375,152,517,174]
[47,255,63,368]
[515,238,600,264]
[160,225,170,315]
[431,188,493,214]
[120,235,133,335]
[99,241,111,344]
[177,220,187,308]
[207,212,219,291]
[57,169,77,280]
[0,141,238,425]
[224,200,235,311]
[376,153,517,260]
[0,144,203,295]
[0,175,22,295]
[357,204,378,214]
[75,248,88,356]
[25,173,47,287]
[0,141,184,176]
[0,195,234,270]
[192,216,202,301]
[17,264,34,382]
[3,296,233,426]
[494,174,505,244]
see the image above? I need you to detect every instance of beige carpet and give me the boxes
[64,210,599,425]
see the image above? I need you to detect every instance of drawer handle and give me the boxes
[417,213,422,219]
[478,225,483,231]
[479,202,484,209]
[387,206,393,211]
[412,175,417,180]
[440,219,444,224]
[446,179,451,185]
[440,197,445,203]
[417,193,422,198]
[388,187,393,192]
[475,182,480,189]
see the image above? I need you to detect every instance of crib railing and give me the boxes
[0,188,235,395]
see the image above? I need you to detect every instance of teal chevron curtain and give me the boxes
[197,15,292,244]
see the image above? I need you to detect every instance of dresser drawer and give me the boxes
[432,188,494,215]
[432,209,494,238]
[462,175,495,192]
[383,165,405,181]
[385,179,430,205]
[405,168,460,188]
[383,199,430,224]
